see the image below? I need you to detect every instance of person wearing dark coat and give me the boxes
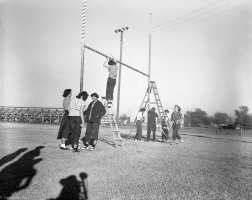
[57,89,72,150]
[147,107,159,142]
[85,93,106,150]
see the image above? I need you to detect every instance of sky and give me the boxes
[0,0,252,119]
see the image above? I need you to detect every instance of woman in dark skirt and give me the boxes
[57,89,72,150]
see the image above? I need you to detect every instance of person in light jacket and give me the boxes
[68,91,89,152]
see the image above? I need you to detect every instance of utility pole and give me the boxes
[114,27,128,123]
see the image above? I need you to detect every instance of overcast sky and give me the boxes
[0,0,252,118]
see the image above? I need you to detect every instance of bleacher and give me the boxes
[0,106,64,124]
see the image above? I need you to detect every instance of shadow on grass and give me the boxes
[49,172,88,200]
[120,133,167,143]
[0,146,44,198]
[0,148,28,167]
[99,138,116,148]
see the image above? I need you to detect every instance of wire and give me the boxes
[152,0,251,35]
[153,0,232,31]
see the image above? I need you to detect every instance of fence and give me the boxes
[0,106,64,124]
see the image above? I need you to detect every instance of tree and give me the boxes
[213,112,229,126]
[184,113,192,126]
[234,106,250,127]
[119,114,128,121]
[186,108,210,126]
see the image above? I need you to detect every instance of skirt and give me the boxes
[57,111,71,139]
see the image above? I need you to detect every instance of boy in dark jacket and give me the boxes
[85,93,106,150]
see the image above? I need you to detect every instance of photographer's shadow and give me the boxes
[49,172,88,200]
[0,146,44,198]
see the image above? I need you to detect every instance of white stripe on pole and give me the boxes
[80,0,86,92]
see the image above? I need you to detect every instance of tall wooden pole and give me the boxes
[147,13,152,122]
[80,0,86,92]
[116,32,123,123]
[114,27,128,123]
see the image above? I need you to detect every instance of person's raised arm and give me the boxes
[103,58,110,68]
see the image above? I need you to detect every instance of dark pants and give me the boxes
[147,123,156,141]
[69,116,82,147]
[172,123,181,140]
[86,122,100,145]
[57,111,70,139]
[106,77,116,100]
[134,120,142,140]
[161,127,169,141]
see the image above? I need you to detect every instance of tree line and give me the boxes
[184,106,252,128]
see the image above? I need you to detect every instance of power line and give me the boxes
[153,0,232,31]
[152,0,251,35]
[1,0,248,49]
[126,0,229,39]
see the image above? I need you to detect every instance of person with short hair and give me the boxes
[68,91,89,152]
[171,105,183,145]
[85,93,106,151]
[57,89,72,150]
[147,107,159,142]
[103,56,118,108]
[134,108,146,141]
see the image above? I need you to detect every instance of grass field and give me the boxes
[0,122,251,200]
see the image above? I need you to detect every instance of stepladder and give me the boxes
[101,97,123,148]
[129,81,165,137]
[140,81,164,117]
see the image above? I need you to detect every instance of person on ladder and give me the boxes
[103,55,118,109]
[147,107,159,142]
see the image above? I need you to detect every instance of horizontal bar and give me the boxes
[84,45,149,77]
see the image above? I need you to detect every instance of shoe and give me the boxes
[134,139,137,142]
[88,146,95,151]
[107,100,113,108]
[73,148,80,152]
[60,146,70,150]
[179,139,183,143]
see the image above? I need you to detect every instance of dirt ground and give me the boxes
[0,122,251,200]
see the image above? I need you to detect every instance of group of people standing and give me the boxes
[57,90,106,152]
[134,105,184,145]
[57,56,118,152]
[57,55,183,150]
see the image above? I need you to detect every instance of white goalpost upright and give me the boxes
[80,0,86,92]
